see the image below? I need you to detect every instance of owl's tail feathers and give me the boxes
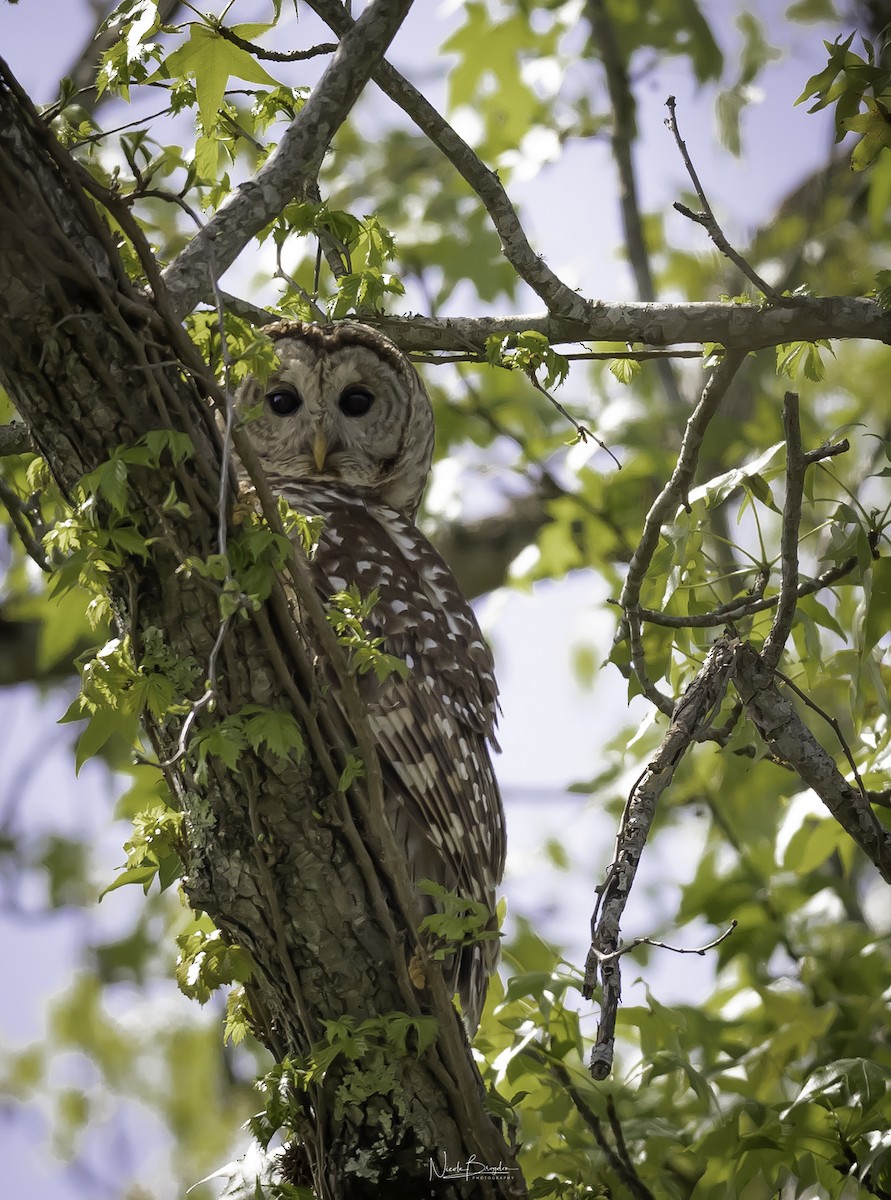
[456,918,501,1037]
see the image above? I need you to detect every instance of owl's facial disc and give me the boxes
[242,322,435,517]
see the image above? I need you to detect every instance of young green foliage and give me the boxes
[417,879,501,961]
[326,583,409,684]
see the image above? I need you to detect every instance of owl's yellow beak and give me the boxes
[312,432,328,471]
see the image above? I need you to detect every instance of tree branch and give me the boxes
[762,392,805,671]
[617,350,748,714]
[161,0,416,316]
[586,0,685,411]
[303,0,587,317]
[0,423,33,456]
[583,635,740,1079]
[666,96,788,303]
[523,1049,657,1200]
[367,301,891,352]
[732,643,891,884]
[628,549,860,628]
[211,298,890,351]
[210,21,337,64]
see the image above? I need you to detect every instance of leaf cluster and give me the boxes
[797,31,891,170]
[326,583,409,683]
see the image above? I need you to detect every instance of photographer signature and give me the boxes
[429,1153,518,1181]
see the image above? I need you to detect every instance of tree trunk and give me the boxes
[0,60,524,1200]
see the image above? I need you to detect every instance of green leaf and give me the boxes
[794,33,856,110]
[189,716,248,774]
[338,753,365,792]
[241,705,306,762]
[609,358,641,385]
[99,864,159,899]
[224,986,251,1046]
[788,1059,891,1115]
[775,340,833,381]
[841,97,891,170]
[686,442,784,508]
[157,24,279,129]
[863,557,891,652]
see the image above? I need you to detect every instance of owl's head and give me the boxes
[237,321,435,519]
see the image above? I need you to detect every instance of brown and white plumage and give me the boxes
[238,320,505,1032]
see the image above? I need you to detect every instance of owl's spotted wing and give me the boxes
[278,483,505,1030]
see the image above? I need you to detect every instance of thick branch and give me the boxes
[0,422,33,456]
[733,643,891,884]
[161,0,415,316]
[213,298,891,351]
[368,301,891,352]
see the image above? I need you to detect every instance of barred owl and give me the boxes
[238,320,505,1032]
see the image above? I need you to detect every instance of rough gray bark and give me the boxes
[0,59,524,1200]
[368,303,891,353]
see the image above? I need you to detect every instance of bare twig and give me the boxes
[665,96,795,305]
[161,0,416,316]
[775,669,870,804]
[68,106,176,148]
[588,920,737,966]
[628,550,860,629]
[0,475,49,571]
[303,0,588,319]
[617,350,747,715]
[210,21,337,63]
[526,372,621,467]
[586,0,684,411]
[762,392,804,671]
[584,635,740,1079]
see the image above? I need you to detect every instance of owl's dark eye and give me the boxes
[266,387,302,416]
[338,386,375,418]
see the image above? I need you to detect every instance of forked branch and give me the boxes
[161,0,415,316]
[733,644,891,883]
[616,350,747,713]
[303,0,588,318]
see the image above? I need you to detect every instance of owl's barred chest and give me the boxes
[273,482,498,733]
